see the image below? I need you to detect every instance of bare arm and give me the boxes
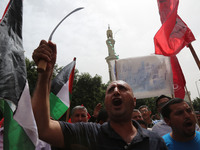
[31,40,65,148]
[93,103,102,118]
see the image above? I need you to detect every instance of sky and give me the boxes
[0,0,200,100]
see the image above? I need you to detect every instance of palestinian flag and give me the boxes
[50,58,76,120]
[0,0,38,149]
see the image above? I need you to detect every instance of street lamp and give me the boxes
[195,79,200,98]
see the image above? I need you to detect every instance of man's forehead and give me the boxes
[133,112,141,115]
[108,80,130,88]
[140,107,148,110]
[74,109,87,114]
[158,97,169,103]
[170,102,190,111]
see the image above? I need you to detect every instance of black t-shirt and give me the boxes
[59,120,167,150]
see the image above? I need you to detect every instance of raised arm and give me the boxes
[31,40,65,148]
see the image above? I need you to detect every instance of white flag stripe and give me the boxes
[57,80,70,107]
[13,81,38,146]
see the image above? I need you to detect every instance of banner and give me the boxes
[111,55,173,99]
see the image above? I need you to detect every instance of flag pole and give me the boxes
[66,107,70,122]
[188,43,200,70]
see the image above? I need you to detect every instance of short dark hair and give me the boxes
[71,105,88,116]
[156,95,171,108]
[138,105,149,111]
[133,109,140,113]
[161,98,184,119]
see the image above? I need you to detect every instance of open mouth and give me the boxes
[112,98,122,106]
[184,120,193,127]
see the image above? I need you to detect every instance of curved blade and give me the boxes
[48,7,84,41]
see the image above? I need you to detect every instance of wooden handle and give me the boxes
[188,43,200,70]
[37,60,47,72]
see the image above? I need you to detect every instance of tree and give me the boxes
[135,97,157,115]
[25,58,62,95]
[26,57,158,116]
[26,58,38,95]
[26,58,108,115]
[193,97,200,111]
[71,70,108,115]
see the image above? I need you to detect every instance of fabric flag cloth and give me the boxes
[154,0,195,56]
[0,0,38,149]
[154,0,195,99]
[50,58,76,120]
[170,56,186,99]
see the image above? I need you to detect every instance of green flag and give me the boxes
[50,58,76,120]
[0,0,38,149]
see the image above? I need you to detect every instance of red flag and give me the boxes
[81,104,91,119]
[154,0,195,56]
[154,0,194,99]
[170,56,186,99]
[0,1,10,23]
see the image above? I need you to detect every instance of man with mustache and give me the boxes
[161,98,200,150]
[31,40,167,150]
[70,106,88,123]
[139,105,154,128]
[132,109,144,121]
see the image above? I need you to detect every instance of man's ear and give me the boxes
[164,117,171,126]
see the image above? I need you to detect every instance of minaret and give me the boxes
[105,25,118,81]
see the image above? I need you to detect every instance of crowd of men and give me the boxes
[31,40,200,150]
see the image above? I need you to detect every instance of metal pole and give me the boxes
[195,79,200,98]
